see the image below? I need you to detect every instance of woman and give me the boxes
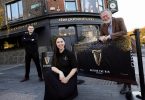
[44,37,78,100]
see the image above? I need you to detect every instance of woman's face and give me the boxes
[56,38,65,50]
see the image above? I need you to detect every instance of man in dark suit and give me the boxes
[99,9,131,94]
[20,25,43,82]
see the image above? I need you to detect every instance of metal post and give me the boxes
[134,29,145,100]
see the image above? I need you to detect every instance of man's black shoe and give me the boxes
[136,94,142,99]
[77,80,85,85]
[120,88,127,94]
[20,78,29,82]
[125,91,132,100]
[117,82,123,84]
[120,87,131,95]
[39,77,43,81]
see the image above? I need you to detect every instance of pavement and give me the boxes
[0,55,145,100]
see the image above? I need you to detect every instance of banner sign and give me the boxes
[74,37,137,84]
[41,52,53,68]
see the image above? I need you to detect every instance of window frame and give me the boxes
[0,35,24,51]
[81,0,105,13]
[97,0,104,12]
[64,0,78,12]
[5,0,23,21]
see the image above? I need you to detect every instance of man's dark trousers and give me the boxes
[25,52,42,79]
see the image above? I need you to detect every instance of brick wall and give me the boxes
[47,0,64,12]
[23,0,44,18]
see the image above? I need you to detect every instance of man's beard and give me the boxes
[103,18,111,24]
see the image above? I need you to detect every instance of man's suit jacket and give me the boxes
[100,17,127,40]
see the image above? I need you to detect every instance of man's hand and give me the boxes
[99,35,111,42]
[99,36,107,42]
[31,39,34,41]
[106,35,111,40]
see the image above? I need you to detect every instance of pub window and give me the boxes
[97,0,104,12]
[0,36,23,51]
[59,26,75,36]
[81,0,104,13]
[6,0,23,21]
[65,0,77,12]
[78,25,100,43]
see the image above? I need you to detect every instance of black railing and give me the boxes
[133,29,145,100]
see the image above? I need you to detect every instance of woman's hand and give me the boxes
[59,71,65,81]
[61,68,77,84]
[59,71,69,84]
[51,67,65,81]
[61,77,69,84]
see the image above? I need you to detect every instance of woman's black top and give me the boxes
[51,49,77,76]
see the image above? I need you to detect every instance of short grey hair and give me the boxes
[100,9,112,16]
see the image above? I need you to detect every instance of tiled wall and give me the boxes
[0,46,48,65]
[0,49,25,64]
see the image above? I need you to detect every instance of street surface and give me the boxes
[0,54,145,100]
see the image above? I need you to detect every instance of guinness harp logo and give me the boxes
[44,57,50,64]
[92,50,102,66]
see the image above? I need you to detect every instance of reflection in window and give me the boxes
[0,36,23,51]
[18,1,23,17]
[81,0,104,13]
[65,0,77,11]
[4,41,15,49]
[59,26,75,36]
[6,0,23,21]
[6,5,11,21]
[11,3,19,20]
[97,0,104,12]
[79,25,99,43]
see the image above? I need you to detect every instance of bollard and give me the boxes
[134,29,145,100]
[41,52,53,100]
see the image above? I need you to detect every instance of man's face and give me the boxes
[100,11,112,24]
[28,26,34,33]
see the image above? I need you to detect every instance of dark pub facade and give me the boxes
[0,0,118,64]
